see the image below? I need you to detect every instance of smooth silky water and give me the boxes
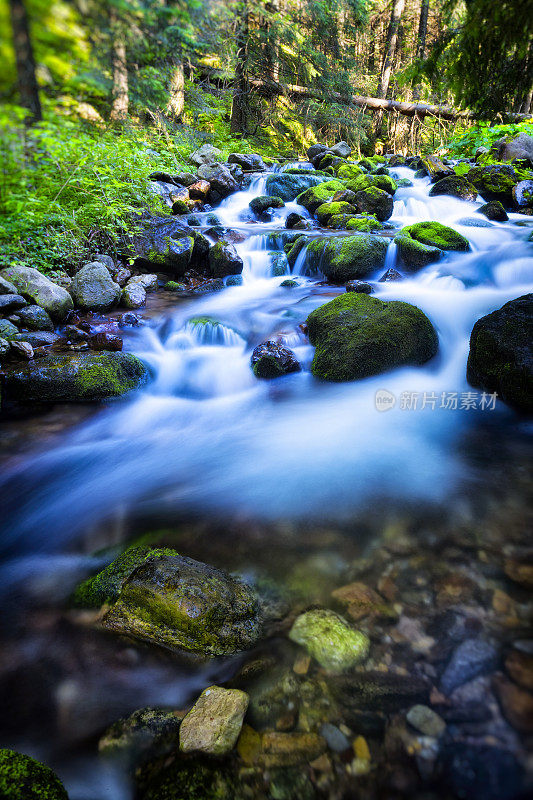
[0,166,532,798]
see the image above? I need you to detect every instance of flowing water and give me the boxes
[1,164,532,798]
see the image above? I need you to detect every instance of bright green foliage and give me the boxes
[447,122,533,157]
[0,749,68,800]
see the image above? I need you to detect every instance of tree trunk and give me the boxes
[231,2,250,134]
[416,0,430,60]
[109,11,128,122]
[167,62,185,119]
[8,0,41,123]
[374,0,406,141]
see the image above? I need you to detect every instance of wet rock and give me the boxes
[70,262,121,312]
[197,163,239,200]
[306,293,438,381]
[315,201,358,225]
[89,332,123,352]
[188,179,210,200]
[406,705,445,737]
[440,639,498,695]
[457,217,494,228]
[226,275,243,286]
[354,186,394,221]
[3,351,148,402]
[259,732,326,766]
[439,742,524,800]
[0,749,68,800]
[333,670,430,712]
[396,177,414,187]
[228,152,266,171]
[190,144,222,167]
[330,141,351,158]
[0,294,27,312]
[133,222,195,275]
[498,131,533,163]
[477,200,509,221]
[10,340,33,359]
[285,212,309,230]
[286,236,307,269]
[268,767,314,800]
[379,267,403,281]
[128,274,158,292]
[346,172,397,196]
[149,180,188,208]
[421,155,454,182]
[208,240,244,277]
[249,195,285,215]
[467,294,533,413]
[331,581,393,620]
[119,312,143,327]
[99,707,182,767]
[121,282,146,309]
[0,265,73,321]
[101,548,267,657]
[265,173,328,203]
[138,757,235,800]
[492,674,533,732]
[429,176,478,201]
[180,686,249,755]
[305,234,388,282]
[251,340,301,379]
[148,171,178,185]
[280,279,298,288]
[296,180,345,212]
[114,266,132,287]
[467,164,518,208]
[345,280,373,293]
[289,609,369,672]
[13,304,54,331]
[513,179,533,208]
[0,276,17,294]
[319,722,350,752]
[12,331,60,348]
[504,647,533,689]
[0,337,10,356]
[399,220,470,253]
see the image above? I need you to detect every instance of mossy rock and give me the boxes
[467,164,518,208]
[429,176,478,201]
[306,292,438,381]
[354,187,394,221]
[305,235,388,283]
[317,154,345,170]
[249,195,285,214]
[477,201,509,222]
[265,173,327,202]
[138,757,235,800]
[0,749,68,800]
[400,221,470,251]
[286,236,307,268]
[208,241,243,277]
[269,251,290,276]
[99,707,182,768]
[3,352,149,402]
[396,178,414,188]
[466,294,533,413]
[265,231,303,250]
[164,281,188,292]
[289,609,369,673]
[101,549,266,656]
[346,215,381,232]
[296,180,345,212]
[394,235,442,272]
[336,163,364,180]
[315,201,358,225]
[346,174,397,196]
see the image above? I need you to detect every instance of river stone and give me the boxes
[102,549,266,656]
[466,294,533,413]
[249,195,285,215]
[228,153,266,171]
[331,670,430,712]
[406,704,446,737]
[10,340,33,359]
[439,742,524,800]
[467,164,518,208]
[13,331,60,348]
[513,179,533,208]
[180,686,249,755]
[266,173,328,202]
[429,176,478,201]
[0,266,73,321]
[289,609,369,672]
[134,222,195,275]
[346,280,373,294]
[440,638,498,695]
[0,319,19,340]
[305,235,388,283]
[251,340,301,379]
[315,201,358,225]
[353,187,393,221]
[0,276,17,295]
[0,749,68,800]
[498,132,533,164]
[15,304,54,331]
[196,163,239,199]
[99,707,182,767]
[3,352,148,402]
[395,234,442,271]
[330,141,351,158]
[190,144,223,167]
[128,274,158,292]
[0,337,10,356]
[477,200,509,221]
[259,732,326,767]
[70,262,121,312]
[400,221,470,252]
[319,722,350,752]
[306,293,438,381]
[0,294,27,312]
[208,241,243,277]
[296,180,345,212]
[122,282,146,309]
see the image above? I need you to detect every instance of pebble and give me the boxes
[406,704,446,737]
[504,648,533,689]
[10,340,34,359]
[493,674,533,732]
[179,685,249,756]
[319,723,350,753]
[0,337,10,356]
[440,639,498,695]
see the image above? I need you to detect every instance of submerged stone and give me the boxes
[289,608,369,672]
[180,686,249,755]
[306,292,438,382]
[99,707,182,767]
[0,749,68,800]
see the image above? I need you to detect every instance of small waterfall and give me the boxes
[183,319,246,347]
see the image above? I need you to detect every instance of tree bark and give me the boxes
[416,0,430,60]
[231,2,250,134]
[167,62,185,119]
[109,10,128,122]
[376,0,406,100]
[8,0,41,123]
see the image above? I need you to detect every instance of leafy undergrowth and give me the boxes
[446,120,533,157]
[0,105,279,275]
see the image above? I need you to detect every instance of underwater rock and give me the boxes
[289,609,369,672]
[180,686,249,755]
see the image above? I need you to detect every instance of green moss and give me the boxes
[249,195,285,214]
[315,201,357,225]
[394,234,442,271]
[400,221,470,251]
[306,292,438,381]
[140,758,235,800]
[467,164,518,207]
[336,163,364,180]
[317,154,345,170]
[289,609,369,672]
[346,174,397,196]
[355,186,394,221]
[305,235,388,282]
[296,180,345,212]
[346,214,381,232]
[172,199,189,215]
[164,281,187,291]
[286,236,307,268]
[0,749,68,800]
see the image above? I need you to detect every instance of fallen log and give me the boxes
[248,80,531,123]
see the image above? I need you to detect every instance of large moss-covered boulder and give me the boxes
[296,180,345,212]
[208,241,243,277]
[399,221,470,252]
[429,176,478,201]
[0,266,73,321]
[133,220,195,275]
[305,235,388,283]
[315,201,358,225]
[336,163,364,180]
[71,262,121,312]
[355,187,394,221]
[467,164,518,209]
[394,235,442,271]
[265,173,326,202]
[306,293,438,381]
[466,294,533,414]
[0,749,68,800]
[346,173,397,196]
[3,352,149,402]
[100,548,268,656]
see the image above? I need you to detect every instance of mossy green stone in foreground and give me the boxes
[296,180,345,212]
[315,201,357,225]
[335,163,364,180]
[289,609,369,672]
[305,235,388,283]
[139,758,235,800]
[400,221,470,251]
[0,749,68,800]
[306,292,438,381]
[394,234,442,271]
[3,352,149,402]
